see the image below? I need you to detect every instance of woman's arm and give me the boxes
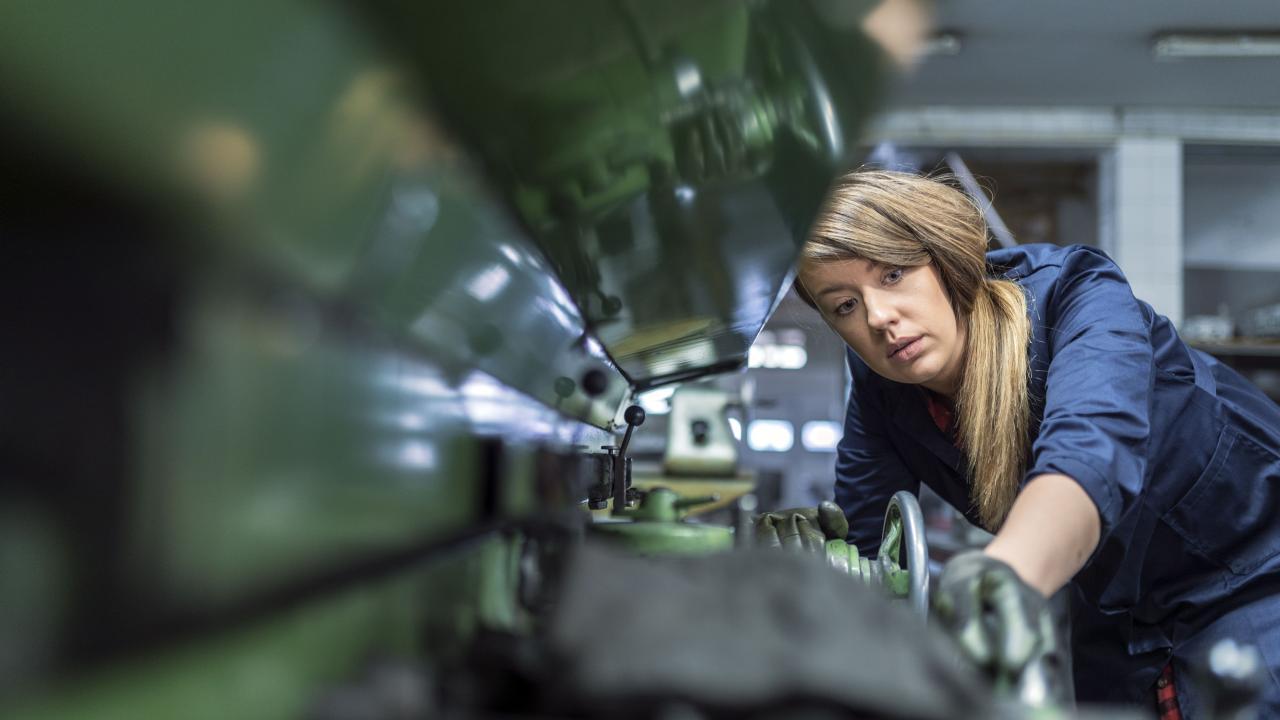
[983,473,1101,597]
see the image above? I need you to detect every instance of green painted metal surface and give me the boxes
[0,0,897,715]
[589,488,733,554]
[591,488,916,595]
[374,0,889,386]
[0,0,630,429]
[589,521,735,555]
[3,535,528,720]
[0,0,631,619]
[0,0,620,702]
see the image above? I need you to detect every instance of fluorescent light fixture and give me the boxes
[1153,32,1280,59]
[801,421,842,452]
[748,330,808,370]
[923,32,962,57]
[748,343,808,370]
[747,419,794,453]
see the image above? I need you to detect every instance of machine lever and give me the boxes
[613,405,646,514]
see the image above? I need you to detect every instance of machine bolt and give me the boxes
[581,369,608,397]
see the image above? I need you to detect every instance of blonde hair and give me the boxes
[797,170,1031,531]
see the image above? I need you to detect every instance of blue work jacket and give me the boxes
[834,243,1280,707]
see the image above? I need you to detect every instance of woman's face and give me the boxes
[799,257,966,396]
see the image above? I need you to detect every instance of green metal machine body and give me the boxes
[588,487,928,617]
[0,1,941,718]
[380,0,887,387]
[589,487,735,555]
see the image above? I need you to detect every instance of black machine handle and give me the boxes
[613,405,646,513]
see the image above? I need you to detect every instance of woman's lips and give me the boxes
[888,336,924,362]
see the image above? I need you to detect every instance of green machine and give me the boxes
[591,487,737,556]
[0,1,1100,718]
[590,485,930,619]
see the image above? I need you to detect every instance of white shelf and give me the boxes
[1191,340,1280,358]
[1184,260,1280,272]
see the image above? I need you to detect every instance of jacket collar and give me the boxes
[887,383,964,474]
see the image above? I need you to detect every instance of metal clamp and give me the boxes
[878,490,929,620]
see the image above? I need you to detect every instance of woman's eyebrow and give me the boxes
[815,283,859,298]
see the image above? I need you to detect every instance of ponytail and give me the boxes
[956,278,1031,530]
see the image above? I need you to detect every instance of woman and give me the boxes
[793,170,1280,713]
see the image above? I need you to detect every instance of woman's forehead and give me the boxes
[797,258,883,296]
[799,256,879,279]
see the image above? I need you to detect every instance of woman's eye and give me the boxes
[885,267,904,284]
[834,299,857,315]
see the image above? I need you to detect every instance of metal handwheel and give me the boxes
[877,490,930,619]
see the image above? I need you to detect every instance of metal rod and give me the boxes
[614,425,634,512]
[612,406,646,514]
[945,151,1017,249]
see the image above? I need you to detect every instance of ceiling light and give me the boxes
[1153,32,1280,59]
[747,420,794,453]
[801,421,842,452]
[923,32,962,57]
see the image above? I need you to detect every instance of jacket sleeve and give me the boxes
[834,350,920,556]
[1026,246,1154,559]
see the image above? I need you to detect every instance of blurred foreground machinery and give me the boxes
[0,1,1159,719]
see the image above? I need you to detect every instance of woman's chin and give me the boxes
[870,356,941,386]
[897,362,943,387]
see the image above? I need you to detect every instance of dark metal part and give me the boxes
[580,369,609,397]
[690,419,710,445]
[588,448,618,509]
[477,438,504,520]
[533,446,594,510]
[945,151,1017,249]
[613,406,646,513]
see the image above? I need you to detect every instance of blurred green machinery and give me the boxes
[0,1,966,718]
[591,487,930,616]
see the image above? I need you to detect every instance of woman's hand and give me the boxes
[932,473,1098,697]
[933,551,1052,678]
[753,501,849,552]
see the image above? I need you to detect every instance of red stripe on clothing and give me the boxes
[1155,663,1182,720]
[923,389,957,439]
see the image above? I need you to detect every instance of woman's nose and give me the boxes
[864,295,898,331]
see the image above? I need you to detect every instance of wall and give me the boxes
[1184,147,1280,322]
